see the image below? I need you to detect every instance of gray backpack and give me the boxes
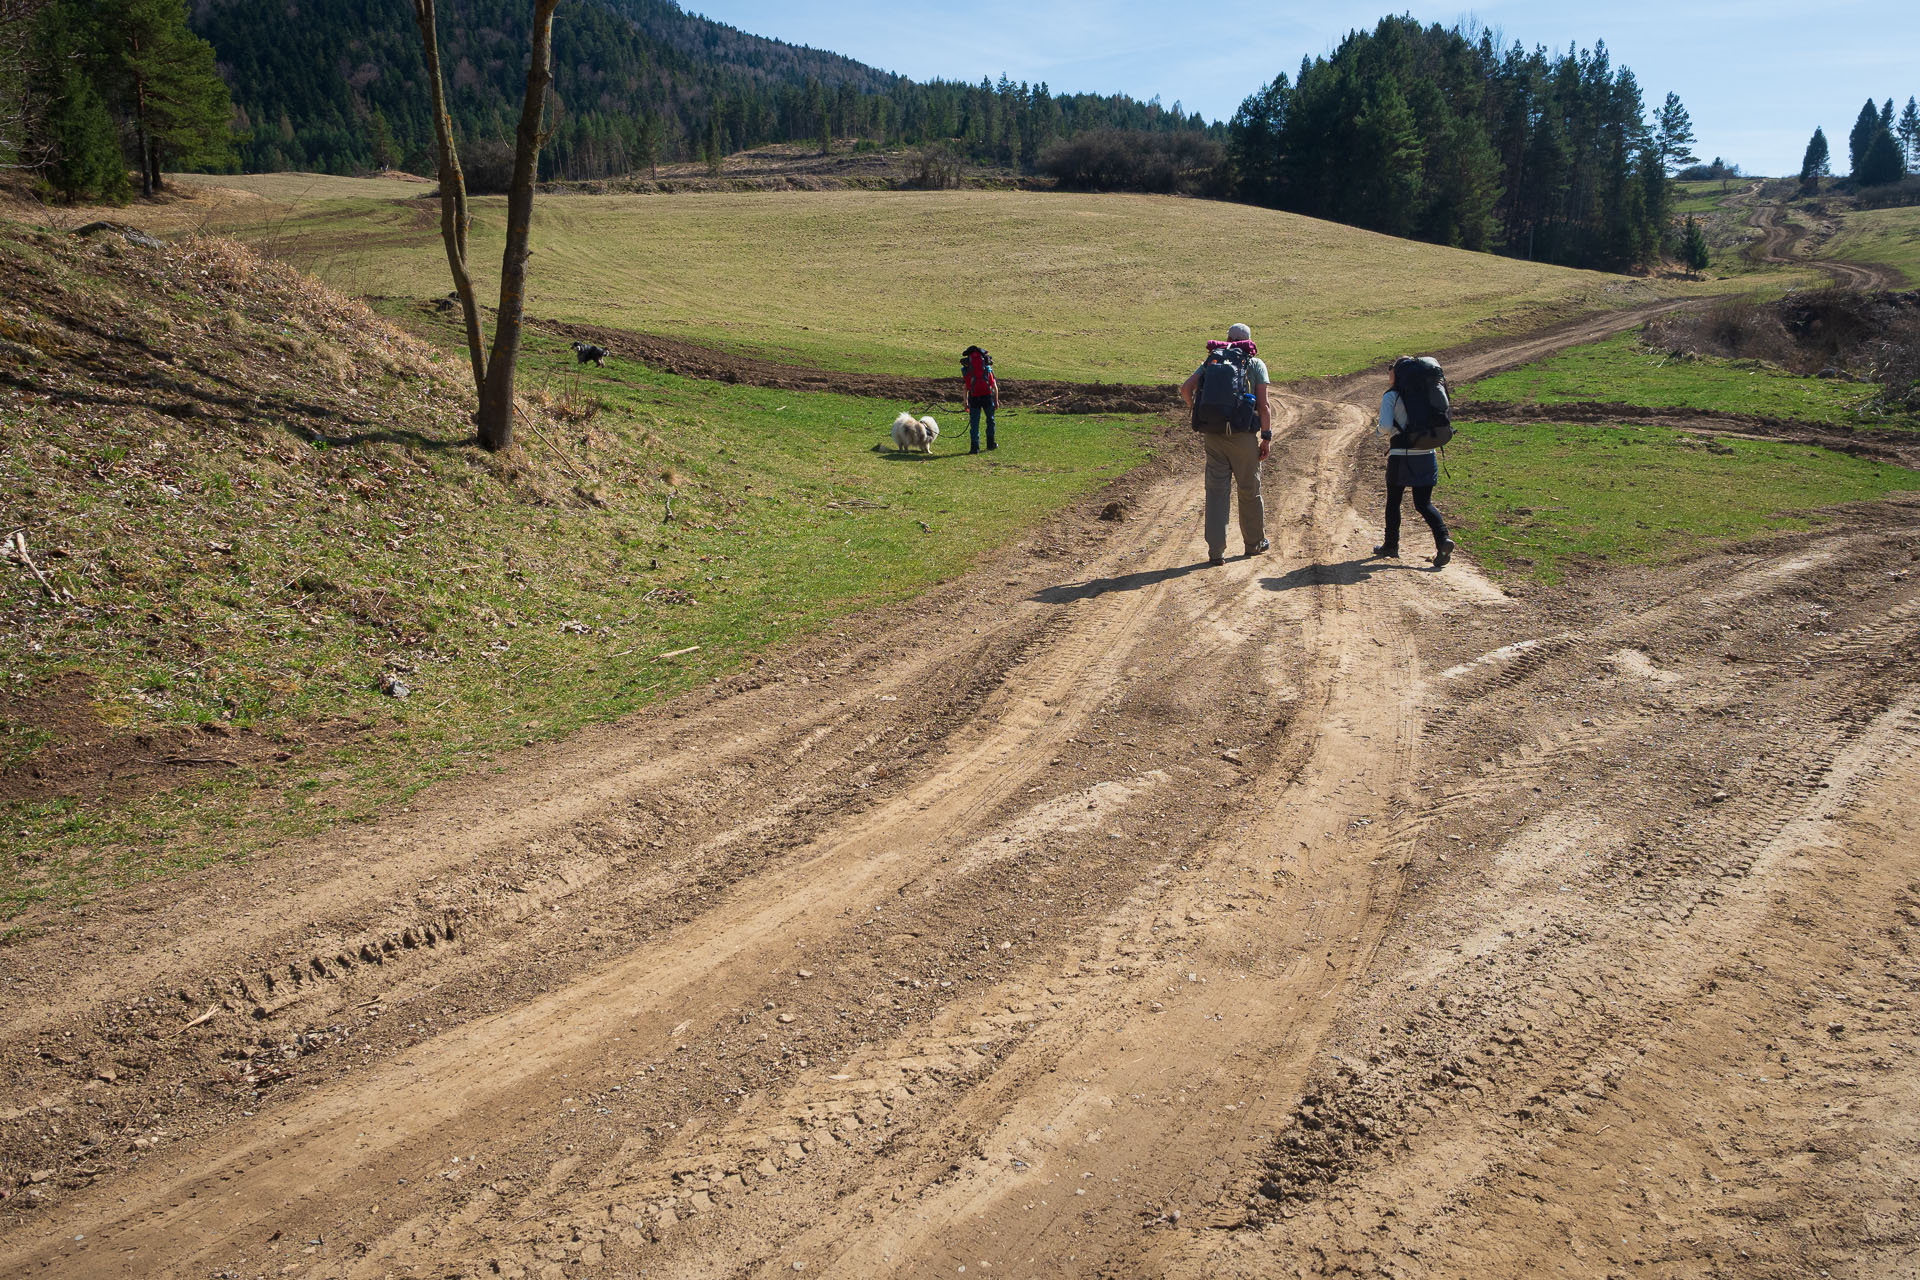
[1192,344,1257,434]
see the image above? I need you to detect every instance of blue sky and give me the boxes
[686,1,1919,178]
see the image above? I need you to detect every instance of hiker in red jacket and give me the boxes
[962,345,998,454]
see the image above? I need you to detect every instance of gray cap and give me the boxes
[1226,323,1252,341]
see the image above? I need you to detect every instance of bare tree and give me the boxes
[411,0,559,452]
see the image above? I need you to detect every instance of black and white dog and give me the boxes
[572,341,610,367]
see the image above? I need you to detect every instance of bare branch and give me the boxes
[410,0,487,395]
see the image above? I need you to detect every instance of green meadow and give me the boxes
[1828,204,1920,287]
[1462,331,1891,426]
[1444,421,1918,582]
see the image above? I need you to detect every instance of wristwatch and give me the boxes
[1259,429,1273,441]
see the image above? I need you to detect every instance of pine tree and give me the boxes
[1799,126,1830,194]
[367,107,399,171]
[1899,97,1920,168]
[1681,215,1709,271]
[1849,99,1880,177]
[1227,74,1289,207]
[101,0,235,195]
[1859,128,1906,187]
[1654,91,1697,174]
[30,3,131,202]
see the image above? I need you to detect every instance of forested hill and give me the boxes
[191,0,1207,180]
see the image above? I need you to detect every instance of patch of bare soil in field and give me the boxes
[1,301,1917,1280]
[523,315,1182,415]
[0,670,377,804]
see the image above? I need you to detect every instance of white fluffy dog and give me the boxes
[891,411,939,454]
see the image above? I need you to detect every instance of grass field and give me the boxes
[1672,179,1744,216]
[1445,421,1920,581]
[170,181,1691,383]
[1828,204,1920,287]
[1460,331,1891,426]
[0,225,1152,912]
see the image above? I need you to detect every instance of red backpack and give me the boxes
[961,346,996,398]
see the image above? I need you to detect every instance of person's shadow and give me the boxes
[1261,556,1426,592]
[1034,561,1209,603]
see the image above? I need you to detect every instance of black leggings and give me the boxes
[1386,483,1449,549]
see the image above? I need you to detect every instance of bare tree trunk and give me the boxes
[132,64,153,199]
[411,0,487,396]
[474,0,559,453]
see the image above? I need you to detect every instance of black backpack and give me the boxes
[1393,356,1454,450]
[1192,344,1258,434]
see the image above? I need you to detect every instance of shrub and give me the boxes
[1038,129,1226,196]
[909,144,958,190]
[1647,289,1920,414]
[462,139,517,195]
[1855,175,1920,209]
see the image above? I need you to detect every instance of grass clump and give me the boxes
[1443,420,1920,582]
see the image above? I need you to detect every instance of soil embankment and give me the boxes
[531,315,1181,414]
[2,299,1916,1280]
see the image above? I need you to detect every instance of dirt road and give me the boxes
[1742,187,1902,290]
[2,305,1917,1280]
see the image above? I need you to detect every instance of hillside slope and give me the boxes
[223,184,1686,383]
[191,0,1209,181]
[196,0,894,176]
[0,219,1152,911]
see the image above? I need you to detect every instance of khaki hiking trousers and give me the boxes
[1202,431,1266,558]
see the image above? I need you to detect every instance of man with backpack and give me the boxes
[1178,322,1273,566]
[1374,355,1457,567]
[961,345,998,454]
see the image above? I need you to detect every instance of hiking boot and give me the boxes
[1433,539,1456,568]
[1207,553,1226,567]
[1372,543,1399,558]
[1245,539,1270,557]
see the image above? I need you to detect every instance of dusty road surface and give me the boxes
[3,306,1918,1280]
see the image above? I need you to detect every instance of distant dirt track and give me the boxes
[3,303,1918,1280]
[1742,185,1904,289]
[531,314,1182,414]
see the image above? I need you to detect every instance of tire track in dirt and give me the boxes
[1169,506,1920,1277]
[0,364,1497,1279]
[1742,185,1903,290]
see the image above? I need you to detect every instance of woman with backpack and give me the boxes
[961,345,998,454]
[1374,356,1457,567]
